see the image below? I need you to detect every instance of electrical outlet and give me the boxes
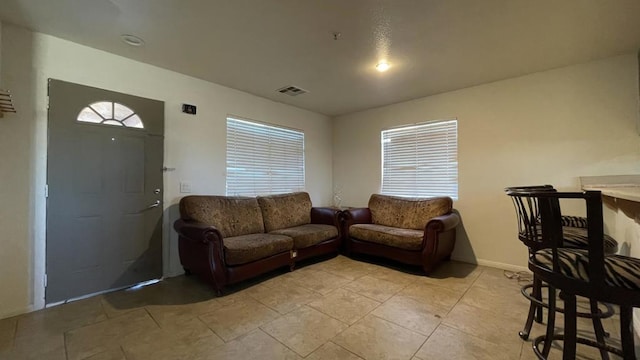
[180,181,192,193]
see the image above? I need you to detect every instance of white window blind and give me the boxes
[381,119,458,199]
[226,117,305,196]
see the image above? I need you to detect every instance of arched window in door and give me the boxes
[77,101,144,129]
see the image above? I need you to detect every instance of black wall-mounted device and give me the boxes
[182,104,197,115]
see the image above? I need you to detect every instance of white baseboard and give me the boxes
[451,256,529,273]
[167,267,185,278]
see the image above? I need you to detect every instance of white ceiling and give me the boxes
[1,0,640,116]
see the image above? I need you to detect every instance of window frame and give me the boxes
[380,119,458,200]
[76,101,144,129]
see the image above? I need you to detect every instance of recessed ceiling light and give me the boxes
[121,34,145,47]
[375,61,390,72]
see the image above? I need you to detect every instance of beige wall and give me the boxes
[333,54,640,270]
[0,22,36,319]
[603,197,640,332]
[0,24,333,319]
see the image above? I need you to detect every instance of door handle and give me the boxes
[139,200,160,213]
[147,200,161,209]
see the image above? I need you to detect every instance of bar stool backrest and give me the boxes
[505,185,555,252]
[507,189,606,290]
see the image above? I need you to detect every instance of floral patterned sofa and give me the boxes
[174,192,341,294]
[343,194,459,274]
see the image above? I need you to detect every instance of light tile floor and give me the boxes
[0,255,633,359]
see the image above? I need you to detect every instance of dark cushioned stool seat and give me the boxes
[562,227,618,254]
[534,248,640,290]
[526,226,618,254]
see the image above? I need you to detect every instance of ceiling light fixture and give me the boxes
[121,34,145,47]
[376,61,390,72]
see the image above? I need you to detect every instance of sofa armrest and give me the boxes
[174,219,223,243]
[424,213,460,233]
[421,212,460,273]
[311,207,341,227]
[174,219,227,293]
[343,208,372,225]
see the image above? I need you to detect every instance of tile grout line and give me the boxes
[440,266,486,317]
[326,273,431,360]
[192,314,223,344]
[63,328,69,360]
[253,278,374,359]
[441,268,529,358]
[10,317,18,351]
[144,307,162,329]
[255,327,306,357]
[339,275,410,304]
[245,282,325,316]
[120,345,129,360]
[324,340,366,359]
[308,286,384,326]
[197,314,230,344]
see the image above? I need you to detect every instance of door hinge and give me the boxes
[43,274,48,288]
[45,184,49,198]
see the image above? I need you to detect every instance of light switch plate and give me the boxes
[180,181,192,193]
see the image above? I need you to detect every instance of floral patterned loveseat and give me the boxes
[343,194,459,274]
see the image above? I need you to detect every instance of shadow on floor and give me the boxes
[102,252,479,312]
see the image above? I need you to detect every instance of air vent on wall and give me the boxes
[276,85,308,96]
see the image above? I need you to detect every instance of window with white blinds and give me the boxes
[381,119,458,199]
[226,117,305,196]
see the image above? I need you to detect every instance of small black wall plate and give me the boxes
[182,104,197,115]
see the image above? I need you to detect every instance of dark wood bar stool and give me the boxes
[505,185,617,345]
[507,189,640,359]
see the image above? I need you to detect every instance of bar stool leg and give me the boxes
[590,299,610,360]
[535,276,544,323]
[521,276,542,340]
[541,286,557,358]
[620,306,636,360]
[562,292,577,360]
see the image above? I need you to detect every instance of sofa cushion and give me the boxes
[270,224,338,249]
[350,224,424,251]
[257,192,312,232]
[224,233,293,266]
[179,196,265,238]
[369,194,452,230]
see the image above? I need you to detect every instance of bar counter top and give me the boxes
[580,175,640,203]
[581,185,640,203]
